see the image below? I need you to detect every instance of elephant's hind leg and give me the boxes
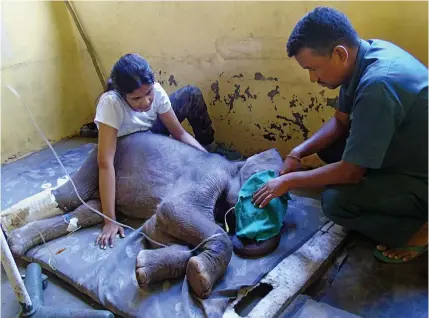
[136,214,191,288]
[136,244,191,288]
[156,199,233,299]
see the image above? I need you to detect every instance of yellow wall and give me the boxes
[71,1,428,166]
[2,1,427,166]
[1,1,93,163]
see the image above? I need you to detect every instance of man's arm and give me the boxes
[286,161,366,188]
[254,161,366,208]
[291,110,350,158]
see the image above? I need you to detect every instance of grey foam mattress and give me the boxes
[22,195,327,318]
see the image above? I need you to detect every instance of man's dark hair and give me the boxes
[286,7,359,57]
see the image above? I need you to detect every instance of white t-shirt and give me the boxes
[94,82,171,137]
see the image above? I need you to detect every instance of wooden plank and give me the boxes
[224,227,347,318]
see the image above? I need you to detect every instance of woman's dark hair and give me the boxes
[287,7,359,57]
[105,53,155,96]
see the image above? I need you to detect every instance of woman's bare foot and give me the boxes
[376,222,428,262]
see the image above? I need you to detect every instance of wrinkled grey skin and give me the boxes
[8,131,283,298]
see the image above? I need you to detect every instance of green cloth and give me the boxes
[235,170,290,242]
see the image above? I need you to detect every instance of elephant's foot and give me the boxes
[136,244,191,288]
[8,199,103,256]
[186,254,213,298]
[186,235,233,299]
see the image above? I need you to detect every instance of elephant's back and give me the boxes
[113,132,210,219]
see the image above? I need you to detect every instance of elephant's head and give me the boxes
[238,148,284,185]
[218,148,284,230]
[222,149,284,210]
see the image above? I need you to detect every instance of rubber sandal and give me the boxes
[373,245,428,263]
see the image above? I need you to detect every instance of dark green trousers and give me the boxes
[318,137,428,247]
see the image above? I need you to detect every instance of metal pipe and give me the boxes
[0,229,33,313]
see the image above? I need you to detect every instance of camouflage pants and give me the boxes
[150,85,215,145]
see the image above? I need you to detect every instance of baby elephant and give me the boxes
[7,131,283,298]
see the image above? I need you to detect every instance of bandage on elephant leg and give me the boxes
[156,199,232,299]
[8,199,103,256]
[136,244,191,288]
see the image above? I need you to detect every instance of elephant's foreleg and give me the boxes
[157,199,232,299]
[8,199,103,256]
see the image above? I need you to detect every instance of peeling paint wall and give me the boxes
[1,2,93,163]
[71,1,427,166]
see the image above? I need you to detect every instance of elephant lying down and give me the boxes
[7,131,284,299]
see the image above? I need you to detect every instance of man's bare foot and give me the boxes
[376,222,428,262]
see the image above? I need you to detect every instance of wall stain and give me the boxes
[168,75,178,86]
[289,95,298,108]
[277,113,309,139]
[245,87,257,99]
[210,81,221,105]
[232,73,244,79]
[270,122,284,134]
[308,96,324,112]
[224,84,246,112]
[326,96,339,108]
[267,76,279,81]
[255,72,266,81]
[267,86,280,102]
[262,132,276,141]
[248,104,253,112]
[319,90,326,97]
[254,72,278,81]
[255,123,261,129]
[261,120,295,143]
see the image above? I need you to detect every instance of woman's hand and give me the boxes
[252,176,291,208]
[159,109,207,152]
[95,221,125,249]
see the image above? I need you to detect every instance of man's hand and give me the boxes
[95,221,125,249]
[252,176,290,208]
[280,155,301,175]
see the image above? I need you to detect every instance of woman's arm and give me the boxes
[95,123,124,249]
[158,109,208,152]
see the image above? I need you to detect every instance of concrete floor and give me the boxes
[1,137,428,317]
[1,137,107,317]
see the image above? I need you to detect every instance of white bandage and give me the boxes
[0,189,61,236]
[66,217,79,232]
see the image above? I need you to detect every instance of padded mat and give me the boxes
[23,195,328,317]
[4,141,328,317]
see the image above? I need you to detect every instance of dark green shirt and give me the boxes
[338,39,428,185]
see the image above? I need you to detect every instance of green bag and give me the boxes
[235,170,291,242]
